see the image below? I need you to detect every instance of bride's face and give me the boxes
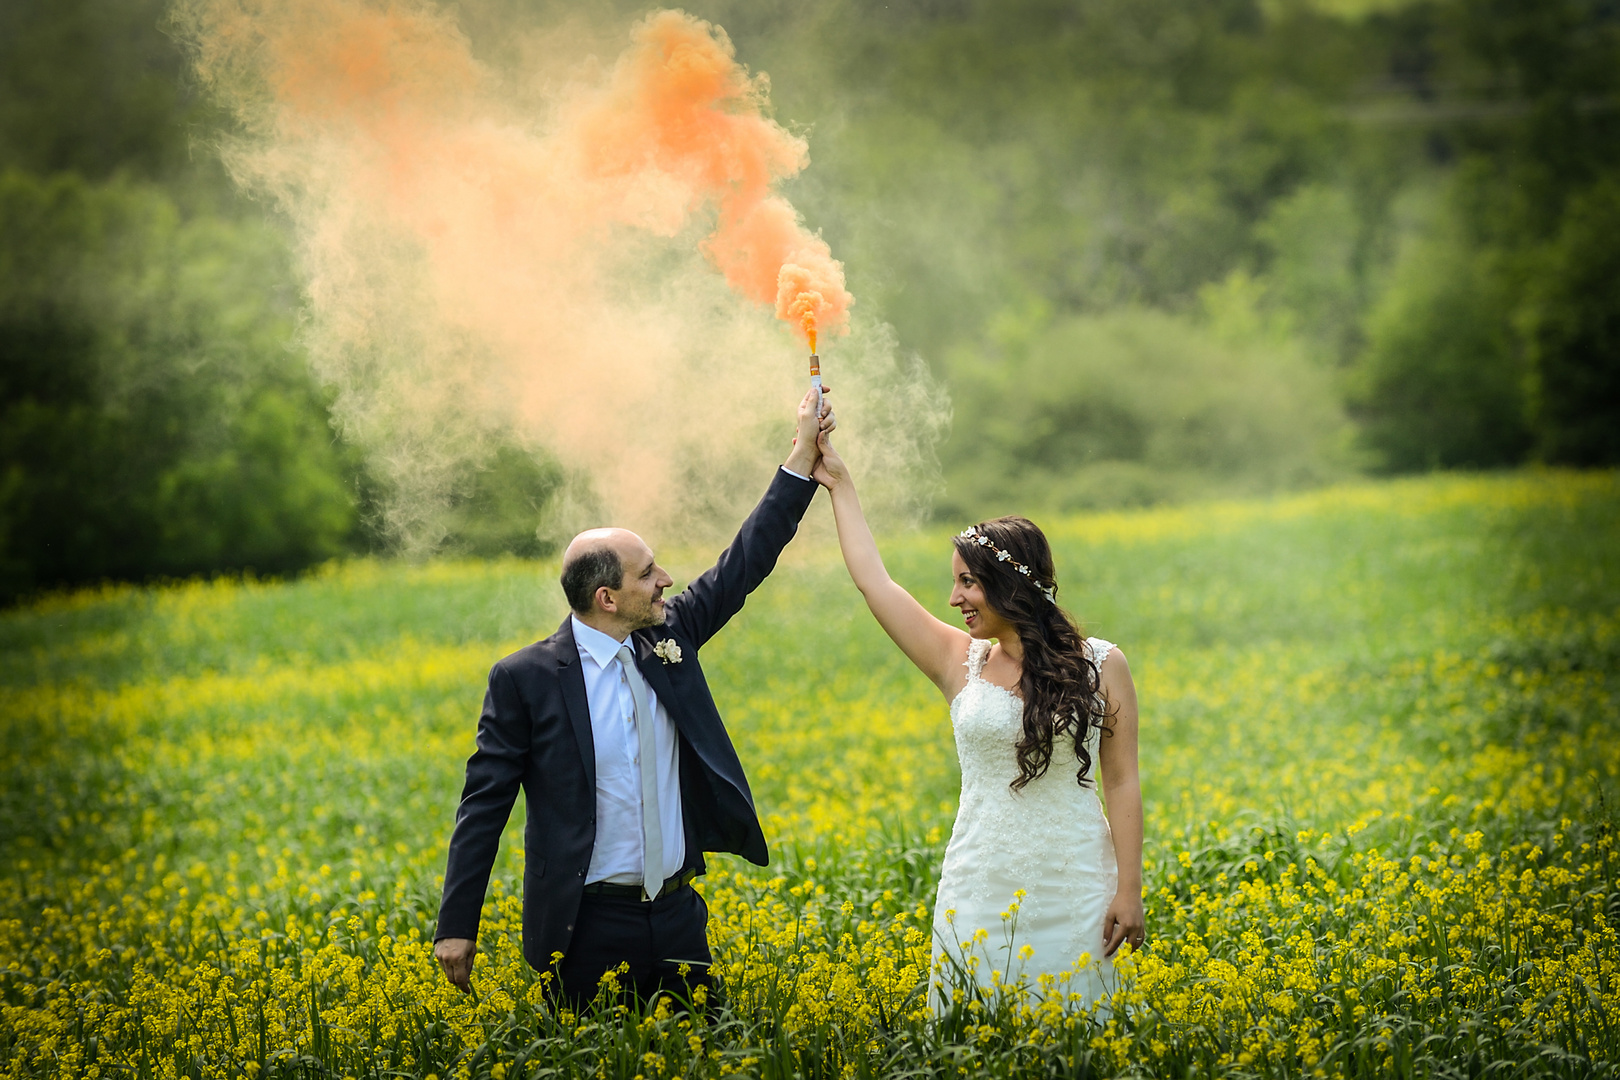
[950,550,1013,640]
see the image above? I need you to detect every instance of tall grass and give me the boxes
[1,471,1616,1078]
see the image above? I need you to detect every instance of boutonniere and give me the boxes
[653,639,683,665]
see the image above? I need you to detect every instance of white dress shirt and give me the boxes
[571,615,686,886]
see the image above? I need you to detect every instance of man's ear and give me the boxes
[594,586,617,614]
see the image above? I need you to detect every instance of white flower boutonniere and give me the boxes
[654,639,683,665]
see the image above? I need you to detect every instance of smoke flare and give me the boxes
[173,0,904,550]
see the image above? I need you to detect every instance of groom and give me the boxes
[433,389,833,1005]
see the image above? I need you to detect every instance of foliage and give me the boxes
[0,170,363,603]
[730,0,1620,474]
[1348,0,1620,468]
[6,0,1620,590]
[938,305,1352,517]
[0,0,383,601]
[1,471,1617,1076]
[743,0,1402,353]
[1523,179,1620,465]
[0,0,210,185]
[1350,186,1532,470]
[442,446,569,560]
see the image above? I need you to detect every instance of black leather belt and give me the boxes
[581,867,697,901]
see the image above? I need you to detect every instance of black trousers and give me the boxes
[554,884,716,1010]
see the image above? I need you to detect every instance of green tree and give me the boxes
[1351,188,1531,470]
[1431,0,1620,464]
[0,0,220,187]
[0,171,359,602]
[1524,180,1620,464]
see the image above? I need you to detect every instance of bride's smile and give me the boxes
[949,551,1011,641]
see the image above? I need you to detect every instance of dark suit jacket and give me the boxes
[434,467,818,971]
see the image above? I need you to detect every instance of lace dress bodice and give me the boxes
[948,637,1112,853]
[930,636,1120,1009]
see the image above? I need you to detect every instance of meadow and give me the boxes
[1,470,1617,1079]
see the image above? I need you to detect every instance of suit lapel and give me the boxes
[632,629,756,823]
[634,632,689,735]
[634,632,740,781]
[553,617,596,792]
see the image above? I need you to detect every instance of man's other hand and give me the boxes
[434,937,477,992]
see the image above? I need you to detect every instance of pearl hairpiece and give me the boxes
[958,527,1058,604]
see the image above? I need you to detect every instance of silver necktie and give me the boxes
[617,645,665,901]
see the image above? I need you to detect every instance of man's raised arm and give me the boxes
[666,388,832,648]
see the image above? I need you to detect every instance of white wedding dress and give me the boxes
[929,637,1119,1012]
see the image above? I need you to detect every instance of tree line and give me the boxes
[2,0,1616,603]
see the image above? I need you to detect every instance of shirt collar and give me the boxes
[571,614,631,669]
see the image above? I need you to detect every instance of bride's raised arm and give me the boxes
[812,430,969,698]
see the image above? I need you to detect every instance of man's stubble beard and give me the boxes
[628,599,667,631]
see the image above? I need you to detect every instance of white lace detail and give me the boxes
[964,637,992,682]
[931,637,1119,1010]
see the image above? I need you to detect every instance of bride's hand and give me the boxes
[811,427,848,490]
[1101,890,1145,958]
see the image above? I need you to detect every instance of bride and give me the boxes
[810,430,1145,1010]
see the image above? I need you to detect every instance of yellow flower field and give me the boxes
[1,471,1616,1078]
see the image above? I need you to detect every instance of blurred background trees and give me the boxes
[2,0,1617,602]
[723,0,1620,511]
[0,170,358,597]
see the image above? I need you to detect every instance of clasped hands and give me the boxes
[784,384,837,479]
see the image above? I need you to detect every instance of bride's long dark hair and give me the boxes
[954,516,1110,791]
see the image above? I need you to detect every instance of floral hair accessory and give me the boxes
[958,527,1058,604]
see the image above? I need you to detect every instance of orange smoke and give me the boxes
[175,0,862,544]
[576,12,853,348]
[186,2,854,349]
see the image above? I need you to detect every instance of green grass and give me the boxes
[1,470,1617,1078]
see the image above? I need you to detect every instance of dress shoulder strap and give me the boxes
[965,637,993,679]
[1086,637,1115,667]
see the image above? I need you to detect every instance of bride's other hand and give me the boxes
[1101,891,1146,958]
[1098,647,1144,959]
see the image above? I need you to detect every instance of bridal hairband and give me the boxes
[958,527,1058,604]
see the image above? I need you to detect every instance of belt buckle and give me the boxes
[647,869,689,901]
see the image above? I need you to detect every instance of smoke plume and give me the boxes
[173,0,941,551]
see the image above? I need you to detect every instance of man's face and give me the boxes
[605,534,674,629]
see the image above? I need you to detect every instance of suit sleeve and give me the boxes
[435,661,529,942]
[668,466,818,649]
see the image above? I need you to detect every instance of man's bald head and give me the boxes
[560,528,649,614]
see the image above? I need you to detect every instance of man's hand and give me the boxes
[434,937,477,992]
[784,384,836,477]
